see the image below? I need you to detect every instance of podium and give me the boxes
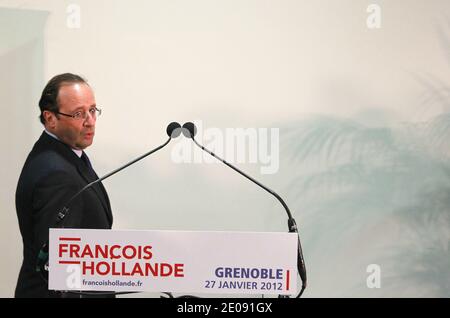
[48,228,298,296]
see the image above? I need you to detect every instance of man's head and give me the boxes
[39,73,99,150]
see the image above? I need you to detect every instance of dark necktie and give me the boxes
[81,151,92,169]
[81,151,97,180]
[80,151,110,220]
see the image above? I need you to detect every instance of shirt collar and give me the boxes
[44,129,83,158]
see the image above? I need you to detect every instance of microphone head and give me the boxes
[182,122,197,138]
[167,122,182,138]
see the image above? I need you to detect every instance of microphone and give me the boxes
[181,122,307,297]
[36,122,182,297]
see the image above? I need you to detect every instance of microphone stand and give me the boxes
[57,136,172,227]
[183,122,307,298]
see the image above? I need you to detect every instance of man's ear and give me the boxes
[43,111,57,129]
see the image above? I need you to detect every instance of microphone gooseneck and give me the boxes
[182,122,307,297]
[57,122,180,227]
[57,137,172,227]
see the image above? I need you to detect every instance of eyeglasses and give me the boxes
[56,107,102,120]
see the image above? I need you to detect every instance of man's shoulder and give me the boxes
[31,149,71,171]
[21,133,78,180]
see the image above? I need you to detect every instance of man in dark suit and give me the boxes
[15,73,113,297]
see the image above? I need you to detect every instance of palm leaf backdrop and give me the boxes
[274,23,450,297]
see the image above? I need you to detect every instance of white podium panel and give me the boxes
[49,229,297,295]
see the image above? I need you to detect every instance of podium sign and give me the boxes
[49,229,298,295]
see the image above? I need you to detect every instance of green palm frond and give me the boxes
[274,20,450,297]
[423,113,450,156]
[284,115,396,169]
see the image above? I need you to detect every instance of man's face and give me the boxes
[48,83,97,150]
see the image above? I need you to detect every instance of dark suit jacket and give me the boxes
[15,132,113,298]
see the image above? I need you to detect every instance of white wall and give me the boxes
[1,0,449,297]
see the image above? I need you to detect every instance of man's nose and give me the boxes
[83,112,96,126]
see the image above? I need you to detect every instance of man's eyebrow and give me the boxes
[73,104,96,111]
